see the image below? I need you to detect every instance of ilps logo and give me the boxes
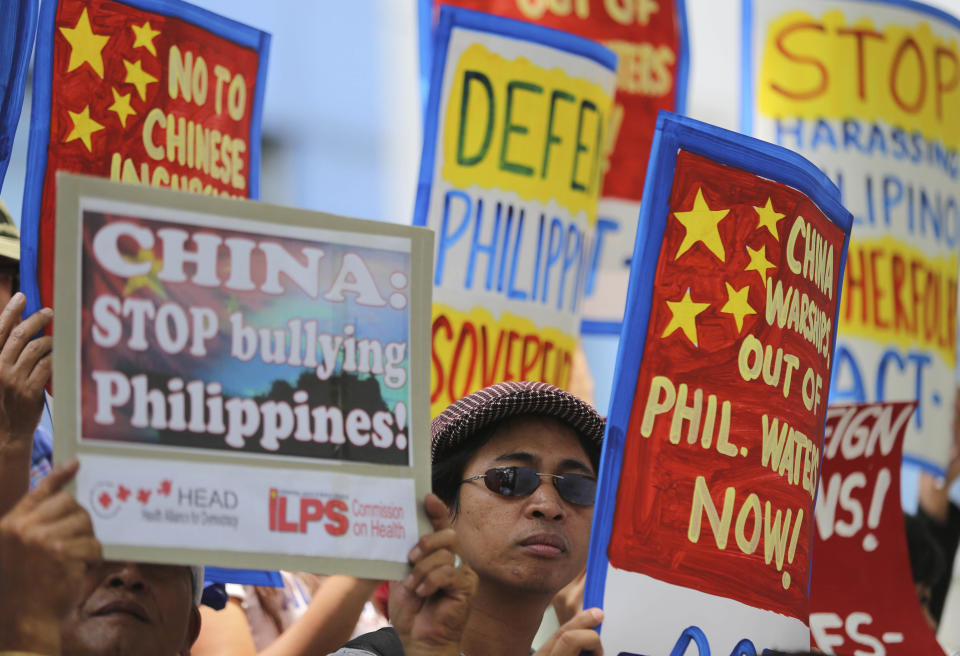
[268,488,349,535]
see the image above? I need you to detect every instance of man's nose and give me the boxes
[524,477,566,521]
[105,561,146,591]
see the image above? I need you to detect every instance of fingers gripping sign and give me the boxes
[0,459,103,653]
[0,292,53,442]
[534,608,604,656]
[390,494,477,656]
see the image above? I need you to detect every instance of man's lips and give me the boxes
[518,533,567,556]
[92,599,150,622]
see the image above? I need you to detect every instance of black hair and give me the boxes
[431,414,602,515]
[904,512,946,589]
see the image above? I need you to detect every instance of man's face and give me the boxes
[60,561,199,656]
[453,415,595,596]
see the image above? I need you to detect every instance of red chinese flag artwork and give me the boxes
[21,0,269,324]
[810,402,945,655]
[608,149,845,620]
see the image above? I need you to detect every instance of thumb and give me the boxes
[21,459,79,509]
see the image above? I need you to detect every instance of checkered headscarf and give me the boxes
[430,381,604,464]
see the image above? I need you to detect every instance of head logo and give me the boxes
[268,488,349,536]
[90,482,122,518]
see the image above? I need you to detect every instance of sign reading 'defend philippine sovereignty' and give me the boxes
[742,0,960,473]
[54,174,433,577]
[22,0,269,323]
[425,0,689,332]
[415,7,616,416]
[584,113,851,654]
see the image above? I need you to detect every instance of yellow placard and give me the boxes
[441,43,613,224]
[759,9,960,149]
[430,303,578,416]
[839,235,957,363]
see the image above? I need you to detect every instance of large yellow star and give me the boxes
[662,289,710,346]
[673,187,730,261]
[745,245,776,287]
[755,198,785,240]
[107,87,137,128]
[131,21,161,56]
[59,8,110,77]
[64,105,105,152]
[123,58,158,101]
[720,282,756,333]
[123,249,167,298]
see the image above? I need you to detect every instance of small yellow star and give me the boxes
[123,58,158,101]
[131,21,161,56]
[123,249,167,298]
[107,87,137,128]
[755,198,785,240]
[720,282,756,333]
[59,8,110,77]
[745,245,776,287]
[64,105,104,152]
[673,187,730,262]
[662,289,710,346]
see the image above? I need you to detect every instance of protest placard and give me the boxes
[0,0,37,193]
[742,0,960,473]
[21,0,269,325]
[810,401,945,655]
[53,173,433,578]
[583,112,852,654]
[422,0,689,333]
[415,6,617,416]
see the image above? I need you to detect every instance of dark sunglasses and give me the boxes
[460,466,597,506]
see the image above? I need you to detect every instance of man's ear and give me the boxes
[180,605,202,656]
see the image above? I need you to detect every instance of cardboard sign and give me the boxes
[53,174,433,577]
[584,112,852,654]
[810,401,945,655]
[21,0,269,324]
[742,0,960,473]
[422,0,690,332]
[0,0,37,193]
[415,6,616,416]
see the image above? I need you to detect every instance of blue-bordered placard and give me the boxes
[583,110,852,652]
[21,0,270,318]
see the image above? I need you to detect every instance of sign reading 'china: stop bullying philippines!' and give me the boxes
[584,112,852,654]
[53,175,434,578]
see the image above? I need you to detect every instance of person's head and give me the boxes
[60,560,202,656]
[0,200,19,309]
[431,381,604,597]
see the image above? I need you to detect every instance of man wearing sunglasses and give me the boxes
[337,381,604,656]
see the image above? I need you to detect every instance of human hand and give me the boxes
[0,459,102,654]
[533,608,604,656]
[0,292,52,448]
[551,569,585,626]
[390,494,477,656]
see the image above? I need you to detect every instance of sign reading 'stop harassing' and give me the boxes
[415,7,616,416]
[54,175,433,577]
[21,0,269,324]
[584,113,852,654]
[426,0,688,330]
[743,0,960,472]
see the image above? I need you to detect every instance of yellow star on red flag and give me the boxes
[59,8,110,78]
[65,105,104,152]
[662,289,710,346]
[673,187,730,262]
[131,21,161,56]
[745,245,776,287]
[123,249,167,298]
[108,87,137,128]
[123,58,158,101]
[755,198,785,240]
[720,282,756,333]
